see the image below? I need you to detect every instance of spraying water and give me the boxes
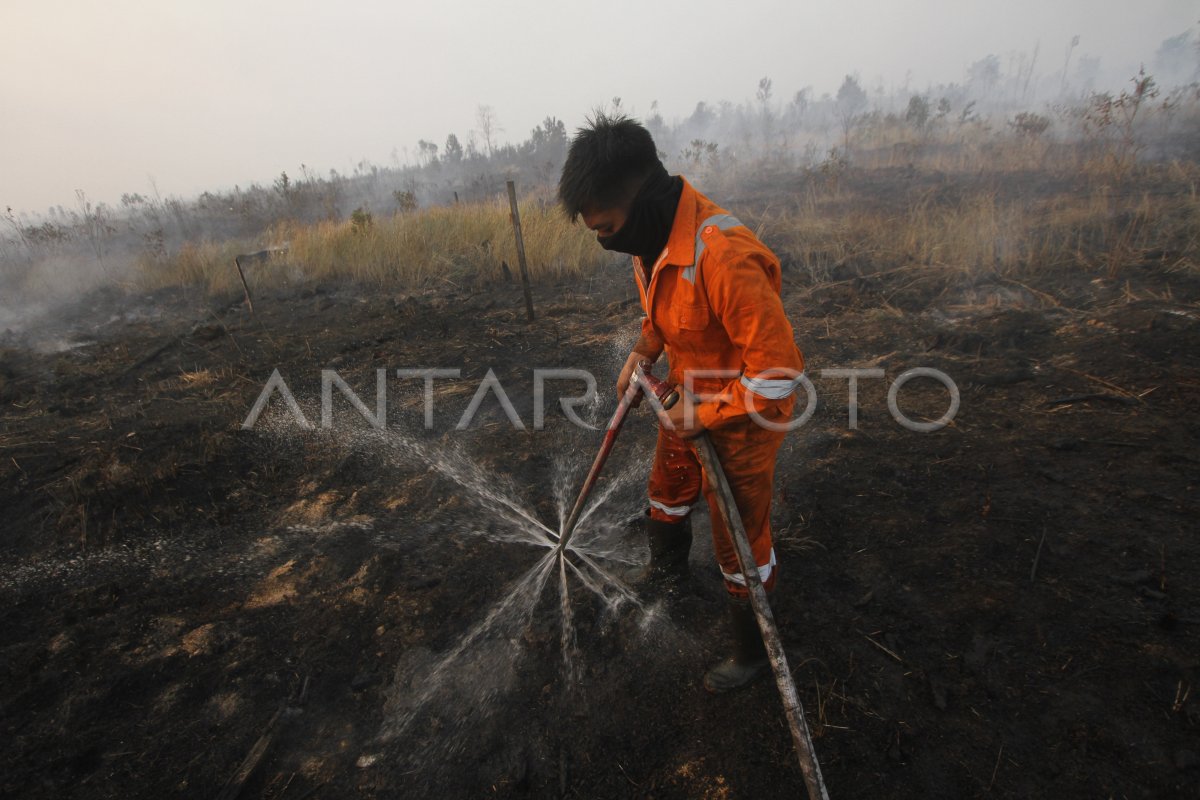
[0,399,680,783]
[258,417,674,765]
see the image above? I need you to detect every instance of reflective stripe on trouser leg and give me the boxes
[721,547,776,586]
[649,499,692,517]
[647,424,702,524]
[699,416,789,597]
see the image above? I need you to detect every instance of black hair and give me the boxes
[557,113,661,221]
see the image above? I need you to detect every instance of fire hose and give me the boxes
[554,362,662,554]
[556,362,830,800]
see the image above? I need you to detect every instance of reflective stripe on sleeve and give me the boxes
[721,548,777,586]
[740,373,803,399]
[649,498,692,517]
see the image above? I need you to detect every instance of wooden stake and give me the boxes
[233,255,255,314]
[505,180,535,322]
[693,433,831,800]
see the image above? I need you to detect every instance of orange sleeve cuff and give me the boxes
[695,384,795,431]
[638,317,664,358]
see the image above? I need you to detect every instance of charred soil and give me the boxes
[2,240,1199,798]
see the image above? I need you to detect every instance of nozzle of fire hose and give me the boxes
[634,362,679,410]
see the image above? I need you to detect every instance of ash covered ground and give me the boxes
[2,189,1199,798]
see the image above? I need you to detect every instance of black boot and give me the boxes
[623,514,692,588]
[703,597,769,693]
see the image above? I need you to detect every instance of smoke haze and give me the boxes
[1,0,1198,339]
[2,0,1196,214]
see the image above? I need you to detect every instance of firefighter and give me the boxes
[558,114,805,693]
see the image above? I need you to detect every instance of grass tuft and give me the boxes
[136,199,611,294]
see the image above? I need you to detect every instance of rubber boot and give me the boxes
[623,514,692,589]
[703,597,769,693]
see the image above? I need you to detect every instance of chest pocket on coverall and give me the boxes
[673,230,716,335]
[674,221,725,337]
[675,292,709,331]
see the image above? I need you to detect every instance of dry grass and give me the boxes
[854,129,1055,174]
[757,176,1200,284]
[137,239,253,293]
[136,198,611,294]
[134,154,1200,299]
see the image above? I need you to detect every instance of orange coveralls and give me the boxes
[635,179,805,596]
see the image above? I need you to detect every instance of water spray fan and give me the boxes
[555,361,677,555]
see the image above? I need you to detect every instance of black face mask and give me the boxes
[597,165,683,265]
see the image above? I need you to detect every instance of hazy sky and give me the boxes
[2,0,1195,215]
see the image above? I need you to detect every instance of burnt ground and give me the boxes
[1,245,1199,799]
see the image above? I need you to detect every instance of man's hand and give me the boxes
[617,350,655,402]
[663,386,706,439]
